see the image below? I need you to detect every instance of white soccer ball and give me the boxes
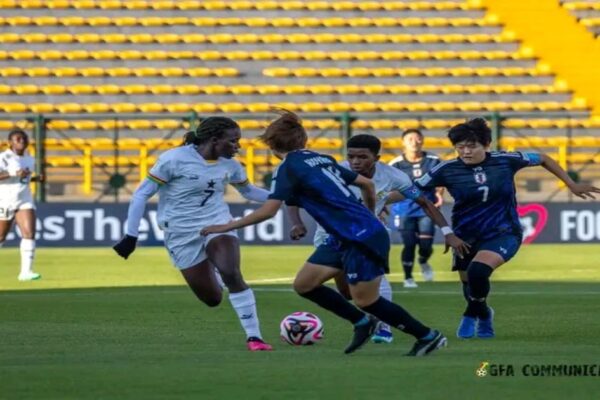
[280,311,324,345]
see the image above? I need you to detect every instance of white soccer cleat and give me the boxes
[18,272,41,281]
[403,278,418,288]
[420,262,435,282]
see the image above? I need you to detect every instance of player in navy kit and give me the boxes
[416,118,600,339]
[203,112,470,356]
[389,129,443,287]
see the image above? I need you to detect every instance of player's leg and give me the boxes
[333,272,352,300]
[453,243,478,338]
[0,218,13,249]
[14,208,40,281]
[180,259,223,307]
[399,217,418,288]
[416,216,435,282]
[205,234,271,350]
[349,273,447,357]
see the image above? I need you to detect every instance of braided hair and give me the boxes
[183,117,239,146]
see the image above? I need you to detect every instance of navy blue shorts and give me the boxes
[307,233,390,285]
[395,215,435,237]
[452,233,522,271]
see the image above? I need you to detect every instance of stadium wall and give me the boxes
[2,202,599,247]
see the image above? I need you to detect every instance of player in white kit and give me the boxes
[288,134,464,344]
[113,117,273,351]
[0,129,45,281]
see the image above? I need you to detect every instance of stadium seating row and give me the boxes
[580,18,600,27]
[0,32,516,44]
[0,16,500,28]
[562,1,600,11]
[263,65,552,78]
[6,118,600,132]
[0,67,238,77]
[0,0,483,11]
[0,83,569,96]
[0,100,587,114]
[0,49,535,61]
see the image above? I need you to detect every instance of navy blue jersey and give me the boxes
[389,151,440,217]
[268,150,387,259]
[415,151,542,241]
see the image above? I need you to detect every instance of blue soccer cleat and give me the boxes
[372,325,394,344]
[477,307,495,338]
[456,315,477,339]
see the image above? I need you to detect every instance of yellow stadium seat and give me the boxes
[0,85,10,95]
[510,102,536,112]
[308,85,334,95]
[294,68,319,77]
[223,51,251,60]
[72,121,99,130]
[299,103,326,112]
[329,51,353,61]
[0,103,27,112]
[122,85,148,95]
[202,85,227,95]
[347,67,370,77]
[80,67,105,77]
[0,67,23,77]
[214,68,238,77]
[230,85,255,95]
[256,85,282,95]
[68,85,94,95]
[181,34,206,43]
[320,68,344,78]
[138,103,165,113]
[101,33,126,43]
[154,120,182,130]
[262,68,290,78]
[29,103,55,113]
[110,103,137,113]
[174,85,200,95]
[75,33,100,43]
[156,33,179,44]
[187,68,212,77]
[246,103,270,112]
[11,50,35,60]
[363,85,387,94]
[219,103,246,113]
[96,85,120,95]
[352,102,378,112]
[129,33,153,43]
[326,103,351,112]
[55,103,83,113]
[83,103,111,113]
[164,103,192,113]
[61,16,85,26]
[149,85,174,95]
[0,33,19,43]
[105,67,131,77]
[54,67,78,77]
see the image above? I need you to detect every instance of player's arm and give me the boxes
[352,174,377,213]
[113,178,160,259]
[0,168,29,181]
[201,199,283,235]
[434,187,444,207]
[231,180,270,203]
[538,153,600,199]
[287,205,307,240]
[413,195,470,258]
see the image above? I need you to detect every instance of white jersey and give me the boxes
[148,145,248,232]
[313,161,421,246]
[0,149,35,202]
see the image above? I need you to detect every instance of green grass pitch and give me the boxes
[1,244,599,399]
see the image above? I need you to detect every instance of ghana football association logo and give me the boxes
[476,362,490,377]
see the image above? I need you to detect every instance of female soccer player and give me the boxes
[203,112,470,356]
[113,117,273,351]
[415,118,600,339]
[0,129,44,281]
[389,129,444,287]
[287,134,464,345]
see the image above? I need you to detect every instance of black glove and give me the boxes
[113,235,138,259]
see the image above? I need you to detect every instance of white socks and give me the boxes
[20,238,36,275]
[229,288,262,339]
[378,275,393,332]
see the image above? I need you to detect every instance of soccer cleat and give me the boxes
[456,315,477,339]
[246,337,273,351]
[18,272,41,281]
[344,315,378,354]
[371,327,394,344]
[420,262,435,282]
[403,278,418,288]
[405,330,447,357]
[477,307,495,339]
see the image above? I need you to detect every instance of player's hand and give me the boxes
[16,169,30,179]
[568,183,600,200]
[113,234,138,259]
[444,234,470,258]
[201,224,232,236]
[289,224,307,240]
[434,193,444,208]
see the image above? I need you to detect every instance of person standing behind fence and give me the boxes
[113,117,273,351]
[389,129,444,288]
[0,129,45,281]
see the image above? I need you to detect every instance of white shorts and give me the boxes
[163,230,238,270]
[0,198,35,221]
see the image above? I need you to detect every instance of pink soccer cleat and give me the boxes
[246,337,273,351]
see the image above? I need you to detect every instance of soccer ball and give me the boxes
[280,311,324,345]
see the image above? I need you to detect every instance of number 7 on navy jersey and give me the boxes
[322,166,352,197]
[478,185,489,202]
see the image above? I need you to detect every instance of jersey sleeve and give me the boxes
[415,162,445,190]
[494,151,542,172]
[268,160,296,202]
[147,155,172,185]
[228,159,249,186]
[389,167,421,200]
